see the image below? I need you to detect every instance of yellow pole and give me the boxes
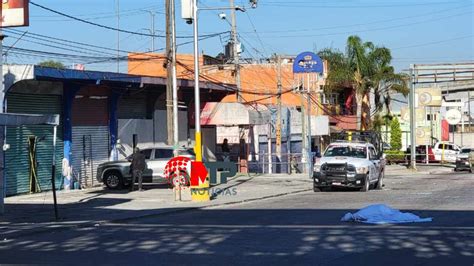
[191,128,210,202]
[441,143,445,163]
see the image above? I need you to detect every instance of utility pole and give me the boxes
[306,74,312,176]
[230,0,242,102]
[171,0,179,156]
[276,55,282,169]
[469,90,472,133]
[166,0,174,146]
[301,87,306,173]
[116,0,120,72]
[145,11,156,52]
[192,0,202,162]
[0,32,5,214]
[409,65,417,170]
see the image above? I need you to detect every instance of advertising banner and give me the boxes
[415,127,431,145]
[441,119,449,141]
[417,88,442,107]
[1,0,29,27]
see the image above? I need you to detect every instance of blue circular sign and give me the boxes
[293,52,324,74]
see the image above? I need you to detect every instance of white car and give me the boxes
[313,141,386,192]
[432,142,461,163]
[97,146,195,189]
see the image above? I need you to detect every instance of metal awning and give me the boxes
[0,113,59,126]
[200,102,271,126]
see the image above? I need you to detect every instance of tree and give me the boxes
[390,117,402,151]
[319,35,409,131]
[38,60,66,69]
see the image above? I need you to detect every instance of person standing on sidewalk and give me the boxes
[130,148,146,192]
[222,138,230,162]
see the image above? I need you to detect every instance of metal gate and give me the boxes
[71,126,109,188]
[5,93,63,196]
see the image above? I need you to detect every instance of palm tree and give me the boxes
[319,35,409,131]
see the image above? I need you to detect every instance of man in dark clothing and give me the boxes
[130,148,146,191]
[222,138,230,162]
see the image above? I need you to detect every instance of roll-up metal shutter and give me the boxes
[5,93,63,196]
[71,126,109,188]
[118,96,146,119]
[72,97,109,126]
[71,96,109,187]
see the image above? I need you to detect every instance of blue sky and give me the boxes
[4,0,473,72]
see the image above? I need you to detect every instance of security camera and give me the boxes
[250,0,257,8]
[218,12,226,20]
[185,18,193,25]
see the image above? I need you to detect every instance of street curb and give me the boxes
[2,188,312,240]
[110,188,313,224]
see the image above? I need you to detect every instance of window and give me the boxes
[323,93,338,105]
[154,149,174,159]
[369,147,378,160]
[142,149,153,160]
[324,146,367,159]
[178,149,195,156]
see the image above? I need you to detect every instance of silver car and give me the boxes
[97,147,195,189]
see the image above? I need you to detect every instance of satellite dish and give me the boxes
[445,109,462,125]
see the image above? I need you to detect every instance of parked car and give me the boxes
[97,146,195,189]
[404,145,436,164]
[432,142,461,163]
[313,141,386,192]
[454,148,473,172]
[382,142,392,151]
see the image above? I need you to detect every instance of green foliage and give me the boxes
[384,149,405,163]
[318,35,409,130]
[38,60,66,69]
[371,113,384,131]
[390,117,402,151]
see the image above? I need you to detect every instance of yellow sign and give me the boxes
[415,127,431,145]
[417,88,442,107]
[400,107,426,124]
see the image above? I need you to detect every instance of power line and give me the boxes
[245,11,472,38]
[29,1,226,39]
[30,3,164,18]
[392,35,474,50]
[241,3,472,34]
[262,1,469,8]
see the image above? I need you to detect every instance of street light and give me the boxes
[181,0,253,162]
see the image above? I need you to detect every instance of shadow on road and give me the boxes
[0,206,473,266]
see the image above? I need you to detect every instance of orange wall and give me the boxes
[128,53,324,114]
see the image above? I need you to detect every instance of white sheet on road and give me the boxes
[341,204,433,224]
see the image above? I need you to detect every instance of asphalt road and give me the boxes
[1,170,473,266]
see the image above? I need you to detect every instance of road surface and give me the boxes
[0,169,473,265]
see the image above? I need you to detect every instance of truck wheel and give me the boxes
[313,187,321,192]
[104,171,123,189]
[360,174,369,192]
[376,170,384,190]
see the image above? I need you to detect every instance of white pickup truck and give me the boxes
[313,141,386,192]
[432,141,461,163]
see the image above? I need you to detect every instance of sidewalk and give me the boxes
[385,164,455,175]
[0,174,311,239]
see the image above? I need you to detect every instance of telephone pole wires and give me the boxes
[229,0,242,102]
